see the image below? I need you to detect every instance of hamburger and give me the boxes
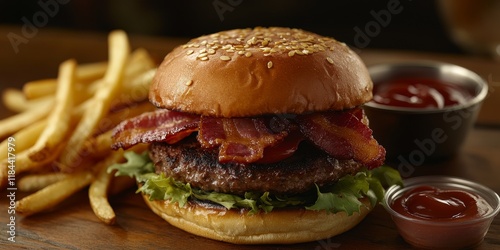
[109,27,401,244]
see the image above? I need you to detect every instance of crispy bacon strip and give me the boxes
[297,108,385,169]
[198,116,290,163]
[111,109,199,150]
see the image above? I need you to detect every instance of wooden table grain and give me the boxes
[0,26,499,250]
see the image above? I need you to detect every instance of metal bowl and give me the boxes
[363,61,488,167]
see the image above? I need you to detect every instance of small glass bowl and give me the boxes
[383,176,500,249]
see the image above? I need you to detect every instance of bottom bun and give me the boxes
[142,194,373,244]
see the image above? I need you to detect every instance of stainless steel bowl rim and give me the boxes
[364,61,489,114]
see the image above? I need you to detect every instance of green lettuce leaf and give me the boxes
[140,174,192,207]
[108,151,154,183]
[109,151,403,215]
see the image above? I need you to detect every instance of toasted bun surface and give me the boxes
[143,194,372,244]
[150,27,372,117]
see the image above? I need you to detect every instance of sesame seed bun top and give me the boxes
[150,27,373,117]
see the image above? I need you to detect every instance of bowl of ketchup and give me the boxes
[384,176,500,249]
[363,61,488,163]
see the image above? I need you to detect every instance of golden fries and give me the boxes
[2,88,53,113]
[75,61,108,81]
[60,30,130,171]
[29,60,76,162]
[18,172,68,192]
[22,61,107,99]
[22,79,57,99]
[16,171,94,216]
[0,29,157,224]
[89,151,125,225]
[0,119,46,162]
[0,99,53,139]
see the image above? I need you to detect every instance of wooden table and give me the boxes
[0,26,499,249]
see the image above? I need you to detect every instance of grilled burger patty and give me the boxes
[149,137,364,195]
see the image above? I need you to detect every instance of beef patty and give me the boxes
[149,138,364,195]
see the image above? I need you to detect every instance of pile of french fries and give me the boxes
[0,30,157,225]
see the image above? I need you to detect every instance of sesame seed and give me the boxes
[267,61,273,68]
[182,27,343,62]
[185,80,193,86]
[220,55,231,61]
[326,57,334,64]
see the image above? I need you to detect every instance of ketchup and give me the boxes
[391,186,493,221]
[372,78,472,109]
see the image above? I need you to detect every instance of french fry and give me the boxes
[124,48,155,78]
[0,119,46,162]
[0,99,53,139]
[88,49,156,107]
[16,171,93,216]
[18,172,68,192]
[29,60,76,162]
[22,79,57,99]
[59,30,130,171]
[23,62,107,99]
[6,143,64,175]
[84,130,113,159]
[75,61,108,81]
[2,88,53,113]
[0,119,47,189]
[89,151,125,225]
[108,68,155,111]
[0,30,155,223]
[0,97,92,186]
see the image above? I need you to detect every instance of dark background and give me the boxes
[0,0,465,55]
